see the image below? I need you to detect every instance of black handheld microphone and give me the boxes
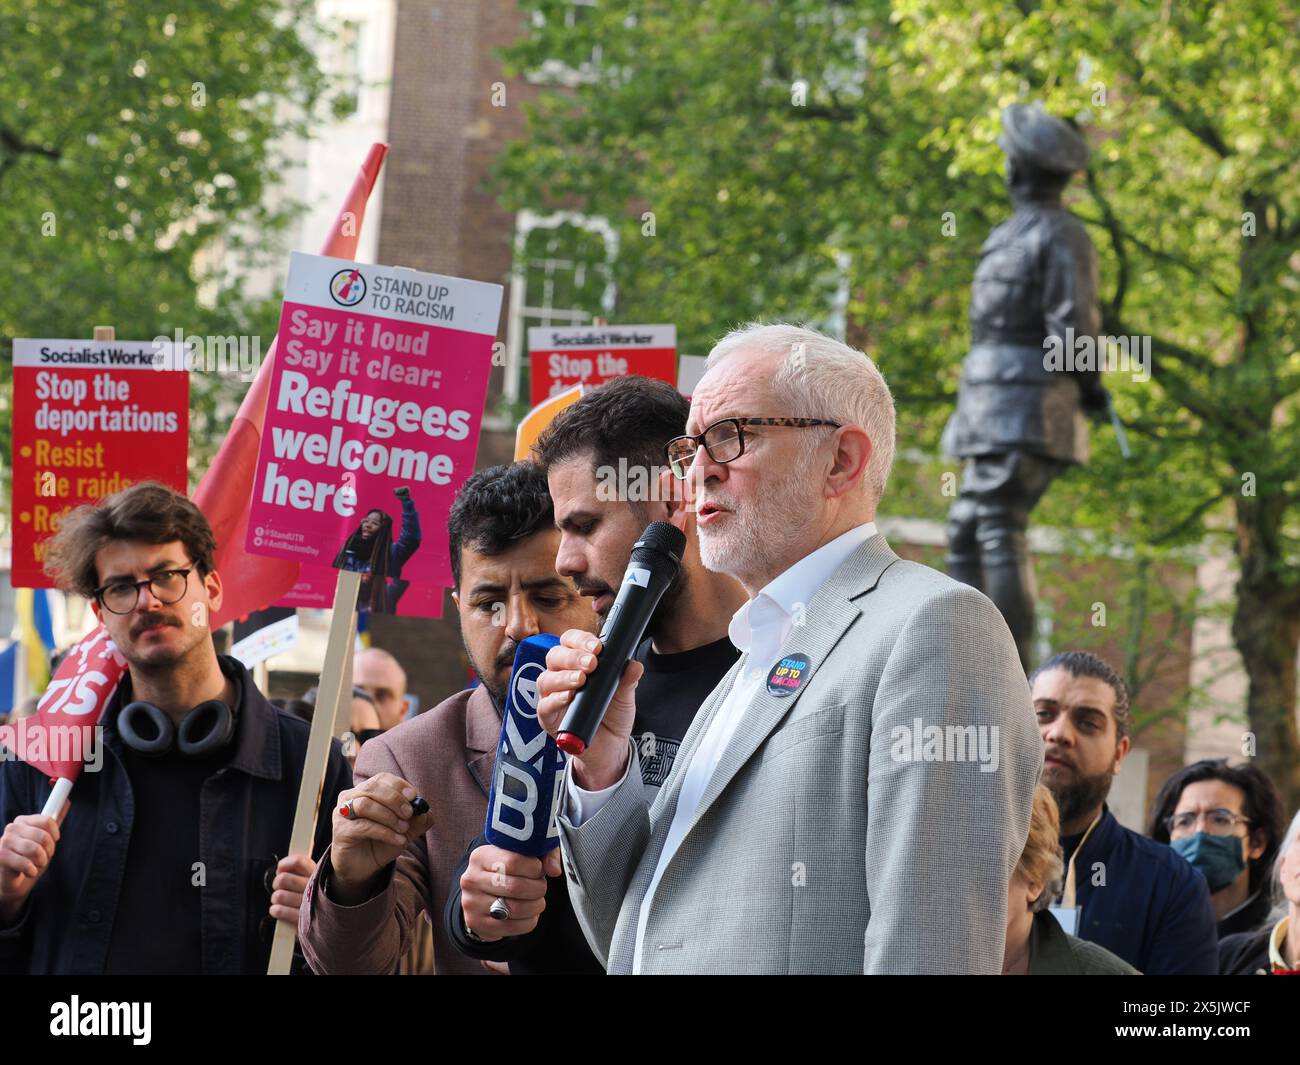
[556,521,686,757]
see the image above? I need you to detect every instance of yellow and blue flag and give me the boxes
[0,642,18,713]
[14,588,56,696]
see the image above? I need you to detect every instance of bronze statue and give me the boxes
[941,102,1109,671]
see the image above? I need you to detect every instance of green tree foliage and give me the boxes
[497,0,1300,803]
[0,0,339,496]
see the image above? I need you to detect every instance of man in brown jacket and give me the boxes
[298,462,596,974]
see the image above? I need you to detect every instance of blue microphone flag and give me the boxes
[485,633,566,855]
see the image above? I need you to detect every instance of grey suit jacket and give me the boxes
[557,532,1041,974]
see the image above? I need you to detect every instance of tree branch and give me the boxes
[1140,333,1218,379]
[1125,55,1232,160]
[0,126,62,188]
[1150,489,1231,546]
[0,127,61,162]
[1082,168,1128,320]
[1140,342,1236,431]
[1118,418,1203,445]
[1083,220,1234,304]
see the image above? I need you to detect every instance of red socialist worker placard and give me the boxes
[10,338,189,588]
[245,253,502,615]
[527,324,676,405]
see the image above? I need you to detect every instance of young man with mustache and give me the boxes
[443,377,746,972]
[1032,650,1217,974]
[298,461,597,975]
[0,483,350,974]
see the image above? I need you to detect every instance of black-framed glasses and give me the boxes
[94,568,195,615]
[665,417,842,479]
[1165,808,1252,837]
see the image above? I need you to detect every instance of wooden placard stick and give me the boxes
[332,612,358,739]
[267,568,361,974]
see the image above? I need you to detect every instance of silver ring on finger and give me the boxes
[339,800,359,820]
[489,897,512,921]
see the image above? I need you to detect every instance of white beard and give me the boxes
[698,455,820,583]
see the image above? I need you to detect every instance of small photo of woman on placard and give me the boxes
[332,485,422,614]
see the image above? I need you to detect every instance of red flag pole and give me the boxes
[37,324,118,817]
[22,143,389,841]
[198,141,390,629]
[265,144,390,975]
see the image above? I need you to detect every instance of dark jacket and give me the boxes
[942,197,1108,464]
[441,636,740,974]
[1219,915,1297,976]
[444,831,603,975]
[298,685,503,976]
[0,655,351,974]
[1028,909,1140,974]
[1217,888,1272,940]
[1219,927,1274,975]
[1064,805,1219,975]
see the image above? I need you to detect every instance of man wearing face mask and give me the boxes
[1148,759,1285,939]
[1032,650,1218,974]
[298,462,597,974]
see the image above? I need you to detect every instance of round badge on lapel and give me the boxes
[767,653,811,697]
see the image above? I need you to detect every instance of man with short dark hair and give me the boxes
[444,376,746,973]
[0,482,350,974]
[298,461,597,975]
[1032,649,1218,974]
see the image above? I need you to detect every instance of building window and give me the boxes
[526,0,603,86]
[328,17,367,116]
[503,210,619,408]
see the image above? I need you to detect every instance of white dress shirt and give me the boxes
[566,521,878,972]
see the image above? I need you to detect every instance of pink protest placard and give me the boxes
[278,565,445,619]
[246,253,502,614]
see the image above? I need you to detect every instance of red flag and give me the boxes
[200,141,389,628]
[9,144,389,784]
[0,628,126,782]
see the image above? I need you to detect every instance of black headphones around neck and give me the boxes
[118,697,237,758]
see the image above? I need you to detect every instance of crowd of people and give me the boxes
[1,322,1296,975]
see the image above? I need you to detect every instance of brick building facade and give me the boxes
[368,0,537,714]
[350,0,1203,820]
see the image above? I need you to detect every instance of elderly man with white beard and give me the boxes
[535,322,1042,974]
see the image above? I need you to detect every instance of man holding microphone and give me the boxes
[298,461,596,974]
[444,377,745,972]
[536,324,1042,974]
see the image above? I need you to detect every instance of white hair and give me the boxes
[1267,807,1300,922]
[705,323,897,505]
